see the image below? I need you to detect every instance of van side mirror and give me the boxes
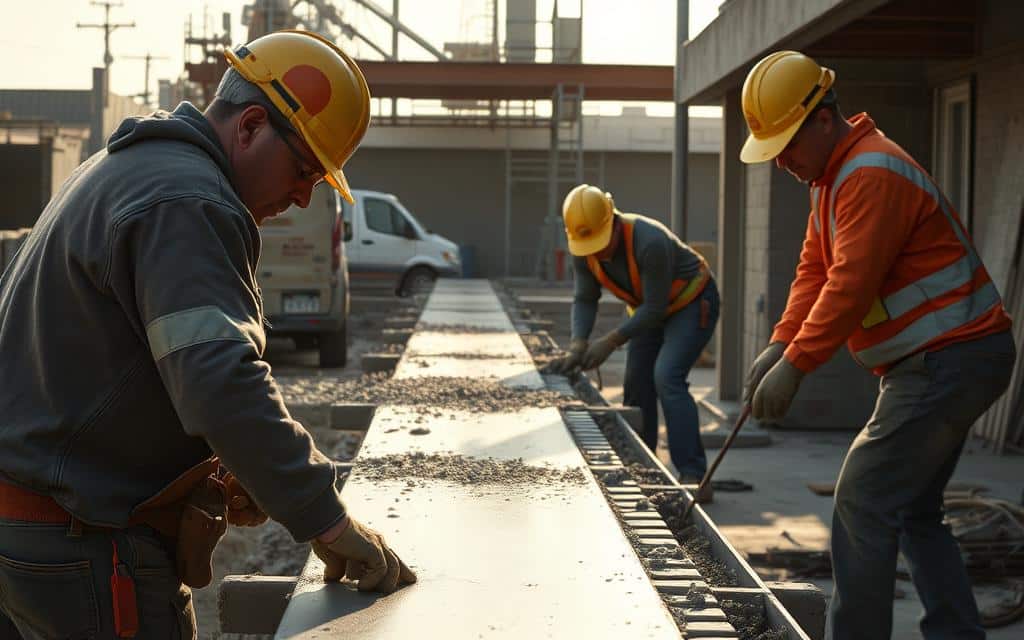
[403,223,418,240]
[344,221,353,242]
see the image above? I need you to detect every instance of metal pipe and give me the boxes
[670,0,689,238]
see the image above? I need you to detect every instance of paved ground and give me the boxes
[597,361,1024,639]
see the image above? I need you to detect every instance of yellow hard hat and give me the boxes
[739,51,835,164]
[563,184,616,256]
[224,30,371,203]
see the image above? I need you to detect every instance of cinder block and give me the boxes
[361,352,401,374]
[381,328,414,344]
[219,574,297,634]
[288,404,330,429]
[330,403,377,431]
[766,581,826,640]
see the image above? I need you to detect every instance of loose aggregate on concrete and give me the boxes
[355,451,588,488]
[326,373,572,413]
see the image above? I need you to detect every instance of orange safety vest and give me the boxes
[772,114,1011,373]
[585,215,710,317]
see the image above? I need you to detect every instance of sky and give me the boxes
[2,1,723,101]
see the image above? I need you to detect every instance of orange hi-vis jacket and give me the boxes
[586,214,711,317]
[772,113,1011,375]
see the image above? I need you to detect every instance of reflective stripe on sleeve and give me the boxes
[146,305,261,361]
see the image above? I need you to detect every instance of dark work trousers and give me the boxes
[0,519,196,639]
[827,330,1016,640]
[623,279,720,479]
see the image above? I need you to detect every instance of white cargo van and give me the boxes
[257,182,349,367]
[342,189,461,296]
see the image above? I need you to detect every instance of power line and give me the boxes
[76,1,135,103]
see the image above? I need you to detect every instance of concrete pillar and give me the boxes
[715,87,745,402]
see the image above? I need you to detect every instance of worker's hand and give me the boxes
[311,515,417,593]
[580,330,626,370]
[222,473,268,527]
[544,338,588,375]
[751,357,805,423]
[744,342,787,404]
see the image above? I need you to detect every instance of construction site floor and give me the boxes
[596,365,1023,639]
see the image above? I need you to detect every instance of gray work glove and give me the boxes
[751,357,805,423]
[744,342,787,404]
[544,338,588,375]
[311,515,417,593]
[580,330,626,370]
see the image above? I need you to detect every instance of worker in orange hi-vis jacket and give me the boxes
[740,51,1014,640]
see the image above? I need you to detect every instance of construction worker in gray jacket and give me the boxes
[0,31,413,639]
[547,185,720,496]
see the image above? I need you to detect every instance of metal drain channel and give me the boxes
[562,407,741,639]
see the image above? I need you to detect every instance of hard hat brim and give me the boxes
[567,215,614,257]
[739,112,806,164]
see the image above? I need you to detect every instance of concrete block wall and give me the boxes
[743,161,772,370]
[971,51,1024,295]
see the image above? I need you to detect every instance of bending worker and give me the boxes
[740,51,1014,639]
[0,31,413,638]
[548,185,719,495]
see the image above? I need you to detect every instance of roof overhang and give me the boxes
[678,0,976,104]
[355,61,674,101]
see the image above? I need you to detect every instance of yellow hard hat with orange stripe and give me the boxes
[225,30,371,203]
[739,51,835,164]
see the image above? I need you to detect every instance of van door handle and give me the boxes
[362,239,374,245]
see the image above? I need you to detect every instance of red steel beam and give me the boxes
[355,60,674,101]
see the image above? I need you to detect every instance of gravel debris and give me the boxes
[409,427,431,435]
[634,497,651,511]
[323,373,571,413]
[650,491,739,587]
[355,452,587,488]
[407,352,520,360]
[417,323,509,334]
[721,600,787,640]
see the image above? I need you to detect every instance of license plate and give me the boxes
[282,293,320,314]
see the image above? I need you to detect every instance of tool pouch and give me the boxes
[174,475,227,588]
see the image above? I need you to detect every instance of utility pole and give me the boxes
[123,53,169,106]
[77,1,135,105]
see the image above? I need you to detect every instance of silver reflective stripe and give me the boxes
[883,253,976,319]
[830,151,982,319]
[831,152,977,259]
[146,305,260,361]
[855,282,1001,368]
[811,186,821,235]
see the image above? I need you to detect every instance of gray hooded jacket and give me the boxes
[0,103,344,541]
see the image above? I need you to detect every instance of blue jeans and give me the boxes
[0,519,195,639]
[623,280,720,478]
[827,330,1016,640]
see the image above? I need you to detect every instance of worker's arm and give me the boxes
[616,237,670,339]
[770,212,828,345]
[783,170,921,372]
[108,197,344,543]
[571,256,601,341]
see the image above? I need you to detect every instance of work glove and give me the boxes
[751,357,805,423]
[544,338,588,375]
[580,330,626,370]
[311,515,417,594]
[221,472,269,527]
[744,342,787,404]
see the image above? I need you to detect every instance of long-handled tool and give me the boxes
[681,404,752,522]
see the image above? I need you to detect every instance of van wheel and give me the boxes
[318,328,347,368]
[400,266,437,297]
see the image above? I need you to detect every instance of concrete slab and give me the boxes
[360,353,400,374]
[276,279,680,639]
